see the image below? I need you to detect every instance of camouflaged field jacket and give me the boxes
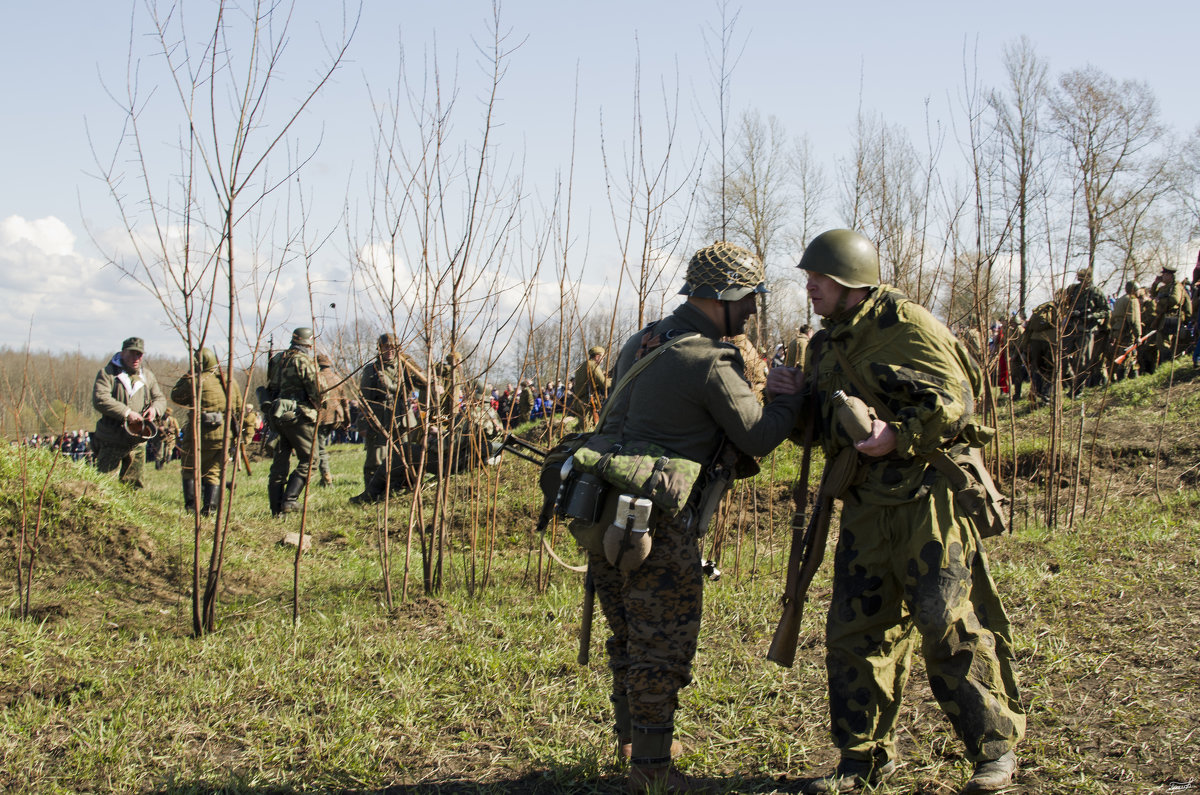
[600,302,804,479]
[802,286,991,505]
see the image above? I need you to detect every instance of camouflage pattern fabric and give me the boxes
[267,346,321,490]
[590,300,804,766]
[1107,292,1142,380]
[799,285,1024,766]
[1155,281,1193,367]
[784,333,810,369]
[158,414,179,466]
[590,525,702,747]
[728,334,767,398]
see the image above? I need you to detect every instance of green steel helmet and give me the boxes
[291,327,314,347]
[679,241,767,301]
[195,347,219,371]
[797,229,880,289]
[474,379,488,398]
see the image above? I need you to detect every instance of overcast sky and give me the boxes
[3,0,1198,360]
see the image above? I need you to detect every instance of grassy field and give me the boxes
[3,373,1200,794]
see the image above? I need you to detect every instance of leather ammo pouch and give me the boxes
[571,434,703,520]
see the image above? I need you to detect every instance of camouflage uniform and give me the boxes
[1063,274,1109,392]
[590,301,803,766]
[91,350,167,488]
[359,352,418,487]
[798,286,1025,770]
[728,334,768,398]
[267,342,322,515]
[1023,301,1060,402]
[570,350,611,429]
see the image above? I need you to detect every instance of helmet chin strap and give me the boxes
[723,300,733,337]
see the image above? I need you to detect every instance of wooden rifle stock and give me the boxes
[1113,329,1155,366]
[767,489,832,667]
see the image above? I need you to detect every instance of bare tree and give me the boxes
[1050,67,1169,276]
[989,35,1049,317]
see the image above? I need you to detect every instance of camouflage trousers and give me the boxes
[269,418,316,489]
[825,483,1025,765]
[590,524,703,754]
[92,436,147,489]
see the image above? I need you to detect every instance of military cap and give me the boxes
[1163,265,1177,273]
[121,336,145,353]
[316,353,332,368]
[291,327,314,346]
[588,345,605,357]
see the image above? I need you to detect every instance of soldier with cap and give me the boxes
[91,336,167,489]
[316,352,350,487]
[1150,266,1193,372]
[171,347,249,516]
[585,241,804,793]
[570,345,611,429]
[778,229,1023,794]
[264,328,323,516]
[359,333,421,489]
[156,408,179,469]
[1107,280,1142,381]
[784,324,814,368]
[515,379,535,425]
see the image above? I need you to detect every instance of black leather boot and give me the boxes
[182,479,197,513]
[280,472,307,514]
[200,483,219,517]
[268,481,285,517]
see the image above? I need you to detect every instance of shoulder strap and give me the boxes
[829,341,969,489]
[595,331,698,428]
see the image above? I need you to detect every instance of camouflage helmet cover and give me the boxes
[588,345,605,357]
[291,327,314,347]
[797,229,880,289]
[316,353,332,368]
[679,241,767,301]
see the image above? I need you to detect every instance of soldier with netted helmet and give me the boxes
[569,344,611,429]
[91,336,167,489]
[777,229,1024,794]
[582,240,804,793]
[264,327,323,516]
[171,347,247,516]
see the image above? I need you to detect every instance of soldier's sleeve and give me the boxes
[171,374,195,406]
[864,306,982,459]
[92,367,130,421]
[702,347,804,457]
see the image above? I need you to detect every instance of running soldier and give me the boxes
[264,328,323,516]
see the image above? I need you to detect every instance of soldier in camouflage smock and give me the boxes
[1151,266,1193,371]
[590,242,804,794]
[265,328,323,516]
[781,230,1024,795]
[171,347,248,516]
[359,334,421,488]
[157,408,179,469]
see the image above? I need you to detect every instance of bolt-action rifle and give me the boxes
[1113,329,1155,367]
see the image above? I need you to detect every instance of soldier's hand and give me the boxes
[766,366,804,396]
[143,406,157,423]
[854,419,897,457]
[126,411,146,435]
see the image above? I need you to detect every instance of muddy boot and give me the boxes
[959,751,1016,793]
[627,728,708,794]
[350,467,386,505]
[200,483,219,517]
[280,472,306,514]
[268,481,285,517]
[182,478,197,513]
[320,471,333,487]
[806,757,897,794]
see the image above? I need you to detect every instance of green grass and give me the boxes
[2,439,1199,793]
